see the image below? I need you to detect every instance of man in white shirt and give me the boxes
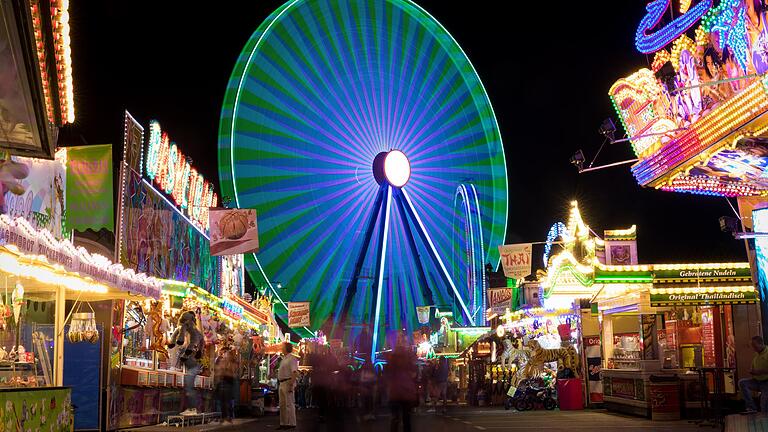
[278,342,299,429]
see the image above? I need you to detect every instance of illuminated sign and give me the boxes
[650,290,757,305]
[653,267,750,279]
[144,120,218,229]
[220,298,244,320]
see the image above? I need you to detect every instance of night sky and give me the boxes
[61,1,746,266]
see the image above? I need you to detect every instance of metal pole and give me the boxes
[579,159,639,173]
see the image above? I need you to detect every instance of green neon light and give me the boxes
[450,327,491,335]
[594,276,653,282]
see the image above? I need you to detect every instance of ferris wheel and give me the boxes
[218,0,507,356]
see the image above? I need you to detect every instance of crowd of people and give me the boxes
[272,340,457,431]
[208,333,457,432]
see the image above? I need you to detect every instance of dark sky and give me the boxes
[62,1,746,265]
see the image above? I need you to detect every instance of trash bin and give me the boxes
[649,375,680,421]
[556,378,584,410]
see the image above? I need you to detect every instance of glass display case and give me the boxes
[0,287,56,388]
[608,333,641,369]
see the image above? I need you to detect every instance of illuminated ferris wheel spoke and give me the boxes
[401,188,474,325]
[371,185,392,361]
[277,24,376,151]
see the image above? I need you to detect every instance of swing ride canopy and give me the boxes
[218,0,507,349]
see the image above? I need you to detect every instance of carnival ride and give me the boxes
[218,0,507,358]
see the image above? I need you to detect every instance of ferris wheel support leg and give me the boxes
[400,188,474,326]
[392,189,434,307]
[371,186,392,363]
[337,184,387,335]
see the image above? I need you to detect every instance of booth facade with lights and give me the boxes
[534,201,762,413]
[593,262,758,418]
[107,112,278,429]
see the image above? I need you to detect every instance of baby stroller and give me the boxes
[504,377,556,411]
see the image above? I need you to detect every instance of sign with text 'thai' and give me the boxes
[498,243,532,279]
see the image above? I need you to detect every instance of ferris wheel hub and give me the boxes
[373,150,411,187]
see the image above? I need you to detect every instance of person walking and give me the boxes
[433,355,450,414]
[214,340,239,423]
[740,335,768,414]
[387,344,417,432]
[278,342,299,429]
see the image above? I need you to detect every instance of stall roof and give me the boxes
[0,215,163,299]
[0,245,151,302]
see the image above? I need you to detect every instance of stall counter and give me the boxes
[602,368,700,417]
[0,386,73,431]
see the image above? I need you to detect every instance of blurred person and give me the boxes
[214,339,240,423]
[304,371,315,408]
[360,362,376,421]
[432,355,450,414]
[387,344,417,432]
[296,371,306,409]
[311,346,338,423]
[278,342,299,430]
[423,359,436,411]
[356,327,372,359]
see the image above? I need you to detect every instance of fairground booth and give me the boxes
[494,201,760,418]
[593,262,756,418]
[108,113,276,429]
[0,214,163,431]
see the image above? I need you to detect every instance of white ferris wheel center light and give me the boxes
[383,150,411,187]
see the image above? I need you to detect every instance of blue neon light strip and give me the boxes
[635,0,713,53]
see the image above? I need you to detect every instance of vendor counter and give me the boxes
[602,365,702,418]
[0,386,73,431]
[112,366,214,429]
[120,365,214,390]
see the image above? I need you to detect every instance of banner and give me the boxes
[123,111,144,173]
[0,387,73,431]
[287,302,310,328]
[4,154,66,238]
[0,215,161,298]
[66,144,113,232]
[653,267,751,280]
[487,287,512,317]
[584,336,603,403]
[498,243,532,279]
[416,306,430,324]
[118,169,220,294]
[209,208,259,256]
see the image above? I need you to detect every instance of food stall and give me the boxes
[595,262,757,418]
[112,279,272,428]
